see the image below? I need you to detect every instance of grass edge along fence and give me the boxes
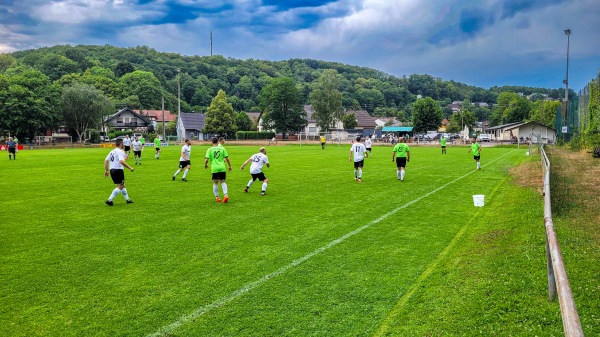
[540,144,584,336]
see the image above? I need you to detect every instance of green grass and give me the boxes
[0,143,573,336]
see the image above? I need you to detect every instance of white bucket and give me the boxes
[473,194,485,207]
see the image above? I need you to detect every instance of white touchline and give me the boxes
[148,149,519,337]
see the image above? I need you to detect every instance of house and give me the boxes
[103,108,151,133]
[176,113,207,141]
[299,105,344,137]
[374,117,402,128]
[484,121,556,143]
[347,109,377,129]
[134,109,177,129]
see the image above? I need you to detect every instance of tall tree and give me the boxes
[114,61,135,78]
[117,70,162,109]
[203,89,237,137]
[529,99,560,128]
[0,67,61,139]
[259,77,306,138]
[309,69,343,132]
[61,83,114,142]
[412,97,443,133]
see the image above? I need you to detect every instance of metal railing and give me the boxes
[540,145,584,336]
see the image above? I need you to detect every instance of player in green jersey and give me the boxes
[204,137,232,203]
[468,138,482,170]
[392,138,410,181]
[154,136,161,159]
[440,136,447,154]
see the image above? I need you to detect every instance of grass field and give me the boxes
[0,142,578,336]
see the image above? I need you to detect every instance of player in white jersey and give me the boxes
[364,136,372,157]
[123,135,132,158]
[240,147,270,196]
[172,139,192,181]
[131,136,144,165]
[104,138,134,206]
[349,136,367,183]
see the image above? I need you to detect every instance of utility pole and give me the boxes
[177,69,181,115]
[210,31,213,56]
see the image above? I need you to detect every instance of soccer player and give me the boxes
[6,137,17,160]
[205,137,232,203]
[365,136,372,157]
[131,136,144,165]
[320,135,326,150]
[349,136,367,183]
[392,138,410,181]
[440,135,447,154]
[104,138,134,206]
[154,135,161,159]
[172,139,192,181]
[468,138,482,170]
[241,147,270,196]
[123,135,132,158]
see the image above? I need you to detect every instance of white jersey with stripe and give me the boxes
[180,144,191,161]
[105,148,126,170]
[123,138,131,146]
[249,153,269,174]
[132,140,143,151]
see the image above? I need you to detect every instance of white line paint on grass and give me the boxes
[147,150,519,337]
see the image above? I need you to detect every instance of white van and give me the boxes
[477,134,491,142]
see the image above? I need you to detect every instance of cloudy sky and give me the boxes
[1,0,598,90]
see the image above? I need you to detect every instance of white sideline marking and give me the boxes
[147,150,518,337]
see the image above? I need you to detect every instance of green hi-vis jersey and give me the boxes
[154,138,161,147]
[393,143,409,157]
[471,142,481,156]
[205,146,228,173]
[440,138,447,146]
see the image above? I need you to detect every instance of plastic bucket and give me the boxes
[473,195,485,207]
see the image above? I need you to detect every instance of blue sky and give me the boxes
[1,0,598,91]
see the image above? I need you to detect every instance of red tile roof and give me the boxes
[134,110,177,123]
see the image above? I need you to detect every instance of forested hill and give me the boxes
[4,44,564,118]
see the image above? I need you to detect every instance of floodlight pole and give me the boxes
[177,69,181,115]
[563,29,571,142]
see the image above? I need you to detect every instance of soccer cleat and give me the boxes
[260,191,266,196]
[172,176,176,181]
[354,177,357,181]
[182,178,187,182]
[216,197,221,202]
[244,187,248,193]
[105,200,114,206]
[223,196,229,203]
[126,200,134,204]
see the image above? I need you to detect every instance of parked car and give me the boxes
[110,135,126,141]
[477,134,491,142]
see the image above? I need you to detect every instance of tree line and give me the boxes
[0,44,574,140]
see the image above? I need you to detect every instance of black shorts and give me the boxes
[8,148,16,154]
[441,146,446,148]
[179,160,191,168]
[124,146,131,151]
[474,155,481,161]
[396,157,407,168]
[110,169,125,184]
[251,172,267,182]
[366,147,372,151]
[155,147,160,151]
[353,160,364,169]
[212,172,226,180]
[134,150,142,157]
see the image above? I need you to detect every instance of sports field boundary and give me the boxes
[147,149,519,337]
